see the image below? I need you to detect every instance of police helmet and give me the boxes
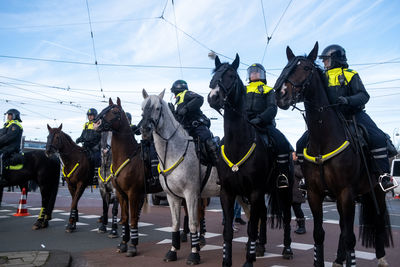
[171,80,188,95]
[87,108,98,117]
[318,44,348,69]
[126,112,132,123]
[5,108,22,122]
[247,63,266,82]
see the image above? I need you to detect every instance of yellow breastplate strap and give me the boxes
[110,158,130,178]
[158,156,185,176]
[62,163,79,178]
[98,167,112,183]
[303,141,350,164]
[221,143,256,172]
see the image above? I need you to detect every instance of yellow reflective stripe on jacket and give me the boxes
[176,90,188,105]
[84,121,94,130]
[326,68,357,87]
[246,81,273,94]
[5,120,23,130]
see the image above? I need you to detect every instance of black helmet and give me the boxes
[171,80,188,95]
[318,44,348,69]
[5,108,22,122]
[247,63,266,82]
[87,108,98,117]
[126,112,132,123]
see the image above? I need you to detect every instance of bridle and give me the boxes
[211,64,238,110]
[96,105,122,132]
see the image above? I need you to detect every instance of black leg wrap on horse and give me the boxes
[172,231,180,250]
[122,224,130,242]
[130,228,138,246]
[183,215,189,234]
[190,232,200,251]
[346,250,356,267]
[222,242,232,267]
[246,240,257,262]
[314,244,324,267]
[200,218,206,235]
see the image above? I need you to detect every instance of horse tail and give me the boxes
[358,190,393,248]
[267,188,284,229]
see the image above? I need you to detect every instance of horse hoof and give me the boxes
[181,232,188,242]
[65,224,76,233]
[98,224,107,233]
[332,261,343,267]
[242,261,253,267]
[199,235,206,247]
[126,245,137,257]
[186,252,200,265]
[164,250,177,262]
[282,246,293,260]
[378,257,389,267]
[255,243,265,257]
[117,242,128,253]
[108,230,119,238]
[32,220,43,230]
[97,216,103,223]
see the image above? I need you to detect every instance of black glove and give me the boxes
[168,102,175,114]
[337,96,349,105]
[76,137,83,144]
[177,107,187,116]
[250,117,262,126]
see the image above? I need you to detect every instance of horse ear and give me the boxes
[307,41,319,62]
[58,124,62,131]
[215,56,221,69]
[47,124,51,132]
[158,89,165,99]
[231,53,240,70]
[142,89,149,99]
[286,46,295,61]
[117,97,121,107]
[109,98,114,106]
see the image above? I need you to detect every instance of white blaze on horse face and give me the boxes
[280,83,287,97]
[209,86,219,98]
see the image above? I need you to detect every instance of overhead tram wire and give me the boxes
[85,0,105,99]
[261,0,293,65]
[171,0,184,78]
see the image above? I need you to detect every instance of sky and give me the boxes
[0,0,400,148]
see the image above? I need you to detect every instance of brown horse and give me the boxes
[95,97,161,257]
[46,124,92,233]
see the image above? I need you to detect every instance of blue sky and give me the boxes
[0,0,399,148]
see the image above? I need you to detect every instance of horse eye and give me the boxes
[304,66,311,71]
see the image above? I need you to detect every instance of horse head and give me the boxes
[208,54,243,112]
[141,89,167,140]
[95,97,128,132]
[45,124,63,156]
[274,42,319,110]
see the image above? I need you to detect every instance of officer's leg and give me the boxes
[149,141,159,179]
[268,126,290,188]
[0,152,5,186]
[357,113,396,192]
[193,125,219,165]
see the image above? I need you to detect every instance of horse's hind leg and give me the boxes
[181,199,189,243]
[199,198,207,247]
[308,191,325,267]
[109,189,119,238]
[163,194,182,263]
[98,182,109,233]
[372,189,390,266]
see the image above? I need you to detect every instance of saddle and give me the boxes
[5,152,24,170]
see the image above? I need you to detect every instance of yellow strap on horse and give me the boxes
[6,164,23,170]
[303,140,350,165]
[62,163,79,178]
[98,167,112,183]
[157,156,185,176]
[110,158,130,178]
[221,143,256,172]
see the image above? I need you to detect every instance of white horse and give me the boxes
[141,89,220,265]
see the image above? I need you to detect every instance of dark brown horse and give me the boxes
[208,54,293,267]
[1,150,60,230]
[95,97,160,257]
[46,124,92,233]
[274,42,393,267]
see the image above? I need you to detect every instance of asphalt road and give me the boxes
[0,186,399,266]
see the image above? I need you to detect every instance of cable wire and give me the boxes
[171,0,184,78]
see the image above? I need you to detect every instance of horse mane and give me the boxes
[60,130,85,152]
[160,97,190,138]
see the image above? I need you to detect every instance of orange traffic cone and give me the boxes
[13,187,30,216]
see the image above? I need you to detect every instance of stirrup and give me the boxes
[379,173,398,192]
[298,178,307,192]
[277,174,289,189]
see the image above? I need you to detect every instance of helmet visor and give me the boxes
[247,66,266,81]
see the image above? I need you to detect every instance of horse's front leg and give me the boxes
[220,189,235,267]
[98,181,109,233]
[164,193,182,263]
[256,202,266,257]
[126,192,144,257]
[115,189,130,253]
[280,187,293,259]
[109,187,119,238]
[66,181,85,233]
[308,190,325,267]
[185,192,200,265]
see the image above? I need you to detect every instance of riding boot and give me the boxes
[205,138,220,166]
[371,148,398,192]
[276,154,290,188]
[294,218,306,234]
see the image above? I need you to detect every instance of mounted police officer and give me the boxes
[0,109,23,186]
[76,108,101,169]
[126,112,141,136]
[297,44,396,192]
[246,63,291,188]
[170,80,219,165]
